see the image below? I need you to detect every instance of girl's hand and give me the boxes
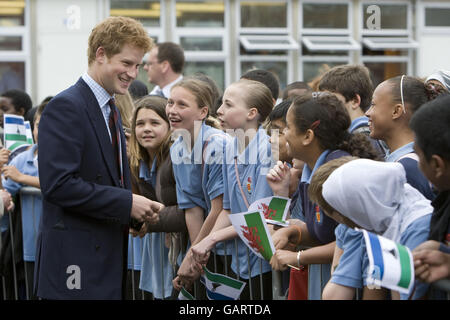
[266,161,291,197]
[191,237,213,266]
[272,225,299,250]
[1,165,23,183]
[0,148,11,167]
[270,249,297,271]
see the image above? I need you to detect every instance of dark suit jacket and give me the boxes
[35,78,133,299]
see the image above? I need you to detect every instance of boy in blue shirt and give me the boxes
[1,100,45,299]
[410,94,450,298]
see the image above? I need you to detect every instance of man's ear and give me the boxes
[17,107,25,116]
[160,60,170,73]
[95,46,107,63]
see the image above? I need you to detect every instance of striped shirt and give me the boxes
[81,72,114,141]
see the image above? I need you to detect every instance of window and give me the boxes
[362,3,409,34]
[173,0,228,91]
[299,1,355,84]
[360,0,415,86]
[110,0,161,27]
[0,0,25,27]
[237,0,294,94]
[420,2,450,34]
[301,2,350,34]
[110,0,163,45]
[0,0,29,92]
[240,0,287,30]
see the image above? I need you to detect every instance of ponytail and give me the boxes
[338,132,381,160]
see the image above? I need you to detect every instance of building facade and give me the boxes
[0,0,449,103]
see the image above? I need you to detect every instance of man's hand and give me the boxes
[131,194,164,224]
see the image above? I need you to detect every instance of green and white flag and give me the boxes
[178,287,195,300]
[229,211,276,261]
[24,121,34,145]
[249,196,290,227]
[201,267,246,300]
[362,229,415,294]
[3,114,31,153]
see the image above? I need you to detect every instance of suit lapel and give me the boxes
[76,78,121,187]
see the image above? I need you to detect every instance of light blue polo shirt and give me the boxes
[2,144,41,262]
[171,121,227,214]
[385,142,414,162]
[331,224,365,289]
[348,116,369,133]
[221,126,274,279]
[138,159,174,299]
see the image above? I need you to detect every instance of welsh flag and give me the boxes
[362,229,415,295]
[3,114,31,153]
[229,211,275,261]
[24,121,34,145]
[248,196,290,226]
[201,267,246,300]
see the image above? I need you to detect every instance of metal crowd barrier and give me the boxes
[6,187,449,301]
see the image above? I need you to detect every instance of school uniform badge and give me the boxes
[247,177,252,194]
[315,204,321,223]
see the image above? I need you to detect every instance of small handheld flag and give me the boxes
[248,196,291,227]
[229,211,276,261]
[24,121,34,145]
[361,229,415,294]
[3,114,31,153]
[201,267,246,300]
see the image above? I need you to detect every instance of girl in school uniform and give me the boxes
[128,95,185,299]
[166,78,230,292]
[309,158,432,300]
[366,75,436,199]
[266,92,379,300]
[322,76,438,300]
[189,79,276,299]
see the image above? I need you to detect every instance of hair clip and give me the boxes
[310,120,321,130]
[311,92,321,99]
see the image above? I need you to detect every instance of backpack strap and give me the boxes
[396,152,419,162]
[234,158,250,209]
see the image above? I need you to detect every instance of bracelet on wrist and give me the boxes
[297,250,304,268]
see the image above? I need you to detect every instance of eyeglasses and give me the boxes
[400,75,406,114]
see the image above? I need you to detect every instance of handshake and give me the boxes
[130,194,165,232]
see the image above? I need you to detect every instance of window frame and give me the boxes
[360,0,412,37]
[299,0,353,36]
[237,0,290,34]
[239,34,299,51]
[418,1,450,35]
[302,36,361,52]
[0,0,30,93]
[172,0,229,90]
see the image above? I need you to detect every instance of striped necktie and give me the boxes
[108,98,124,187]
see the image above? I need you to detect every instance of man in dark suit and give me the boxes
[35,16,162,299]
